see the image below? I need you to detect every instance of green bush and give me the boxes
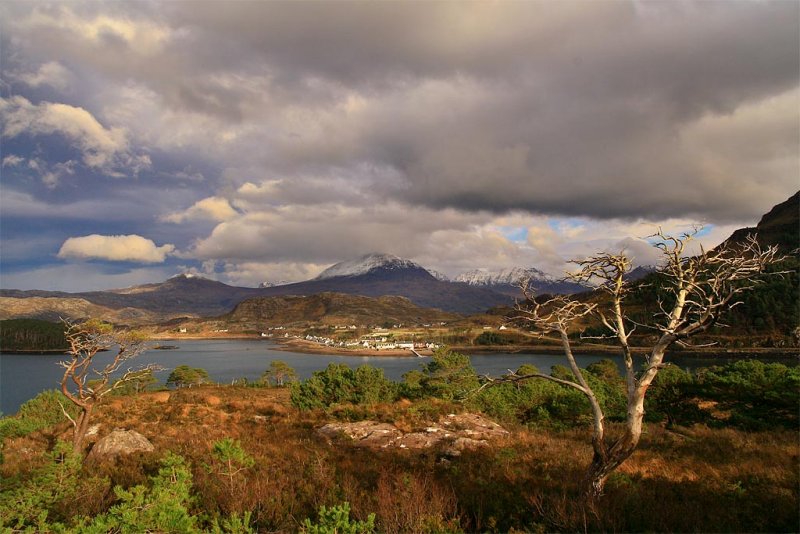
[0,441,97,530]
[75,452,199,533]
[302,502,376,534]
[260,360,297,387]
[471,361,628,429]
[291,364,397,410]
[403,348,480,401]
[644,365,706,428]
[167,365,211,388]
[0,390,79,443]
[697,360,800,430]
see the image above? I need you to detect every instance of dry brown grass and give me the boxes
[3,386,798,532]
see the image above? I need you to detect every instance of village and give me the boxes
[299,331,441,352]
[253,324,443,353]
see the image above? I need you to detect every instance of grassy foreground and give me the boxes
[1,384,798,533]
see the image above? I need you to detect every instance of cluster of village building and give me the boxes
[302,331,439,351]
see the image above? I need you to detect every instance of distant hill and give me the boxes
[0,275,262,320]
[620,191,799,341]
[227,292,459,327]
[722,191,799,253]
[0,296,187,326]
[0,257,514,319]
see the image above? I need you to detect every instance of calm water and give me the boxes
[0,339,788,415]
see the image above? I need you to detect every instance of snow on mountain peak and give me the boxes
[454,267,553,286]
[315,253,425,280]
[426,269,450,281]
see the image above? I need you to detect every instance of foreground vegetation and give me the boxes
[1,351,797,532]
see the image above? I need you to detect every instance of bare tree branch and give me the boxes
[59,319,154,453]
[502,229,784,501]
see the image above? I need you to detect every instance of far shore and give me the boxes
[162,335,798,361]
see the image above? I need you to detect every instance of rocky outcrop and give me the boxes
[317,413,508,456]
[87,429,154,461]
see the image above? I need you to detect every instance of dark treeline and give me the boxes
[0,319,68,352]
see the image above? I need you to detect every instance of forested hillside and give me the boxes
[0,319,67,352]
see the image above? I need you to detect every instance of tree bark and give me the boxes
[583,429,641,500]
[72,404,93,454]
[583,389,647,500]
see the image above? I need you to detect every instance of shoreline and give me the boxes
[273,338,433,358]
[272,338,798,361]
[5,335,796,361]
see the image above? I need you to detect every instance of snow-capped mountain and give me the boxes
[314,253,430,280]
[455,267,588,296]
[455,267,552,286]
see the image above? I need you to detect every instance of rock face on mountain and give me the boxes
[454,267,587,297]
[228,292,459,326]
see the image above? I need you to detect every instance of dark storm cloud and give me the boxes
[4,2,796,220]
[156,0,798,221]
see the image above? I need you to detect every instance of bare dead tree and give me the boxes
[501,231,782,500]
[59,319,159,453]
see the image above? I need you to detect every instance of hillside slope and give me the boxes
[228,292,459,327]
[722,191,799,252]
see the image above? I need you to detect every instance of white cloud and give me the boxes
[58,234,175,263]
[2,154,25,167]
[163,196,239,223]
[11,61,72,89]
[0,95,141,172]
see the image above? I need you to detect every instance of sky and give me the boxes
[1,1,798,291]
